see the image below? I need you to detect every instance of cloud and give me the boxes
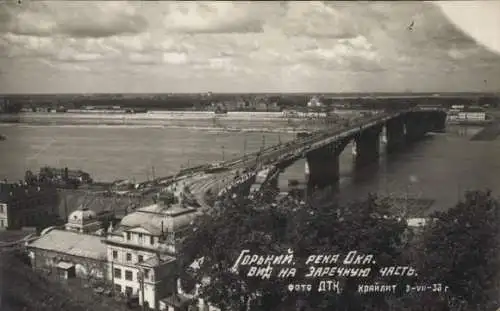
[162,52,188,65]
[275,1,358,39]
[164,2,269,34]
[40,59,91,72]
[0,1,499,93]
[1,2,148,38]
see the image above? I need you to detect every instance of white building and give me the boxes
[448,106,486,122]
[407,217,428,228]
[65,206,103,233]
[457,110,486,121]
[307,96,323,108]
[103,193,201,310]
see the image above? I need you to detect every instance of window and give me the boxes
[138,255,143,262]
[0,205,3,213]
[138,233,143,239]
[115,284,122,293]
[125,270,133,281]
[112,250,118,259]
[143,269,149,279]
[114,268,121,279]
[0,220,4,228]
[125,286,133,296]
[150,236,154,245]
[126,253,132,261]
[126,232,131,240]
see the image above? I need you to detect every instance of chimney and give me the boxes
[107,222,114,233]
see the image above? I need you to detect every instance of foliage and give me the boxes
[179,194,409,311]
[416,190,500,310]
[0,251,131,311]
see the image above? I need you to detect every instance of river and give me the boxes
[1,122,498,215]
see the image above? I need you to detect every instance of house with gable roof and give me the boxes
[26,205,108,281]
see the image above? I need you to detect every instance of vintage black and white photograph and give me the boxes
[1,1,500,310]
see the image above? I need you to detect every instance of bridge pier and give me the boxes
[385,117,406,153]
[305,139,349,194]
[405,113,428,141]
[430,111,447,133]
[354,125,382,167]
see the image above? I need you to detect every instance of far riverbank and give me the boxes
[0,111,358,133]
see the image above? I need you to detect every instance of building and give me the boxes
[26,208,108,280]
[307,96,323,108]
[448,106,487,123]
[26,183,205,310]
[457,107,486,121]
[103,191,201,310]
[160,258,221,311]
[65,206,104,233]
[38,166,93,186]
[0,181,59,231]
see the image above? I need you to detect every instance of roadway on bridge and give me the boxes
[182,116,377,207]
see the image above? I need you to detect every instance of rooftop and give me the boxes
[116,203,200,236]
[67,207,98,224]
[27,229,106,261]
[160,293,193,308]
[138,254,176,267]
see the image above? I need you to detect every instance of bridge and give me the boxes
[138,108,447,208]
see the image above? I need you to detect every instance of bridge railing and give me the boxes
[273,111,409,163]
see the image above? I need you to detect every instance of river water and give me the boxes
[1,122,498,215]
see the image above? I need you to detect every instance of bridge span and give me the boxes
[172,107,447,207]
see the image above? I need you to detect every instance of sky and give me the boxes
[0,1,499,94]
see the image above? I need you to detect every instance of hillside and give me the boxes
[0,251,131,311]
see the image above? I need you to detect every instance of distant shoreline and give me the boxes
[0,110,348,124]
[0,112,326,133]
[0,110,335,121]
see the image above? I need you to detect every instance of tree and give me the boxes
[416,190,500,310]
[179,194,409,311]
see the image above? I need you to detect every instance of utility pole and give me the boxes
[404,184,410,218]
[64,193,68,220]
[221,145,225,161]
[243,138,247,163]
[151,166,156,180]
[111,260,115,296]
[139,268,146,311]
